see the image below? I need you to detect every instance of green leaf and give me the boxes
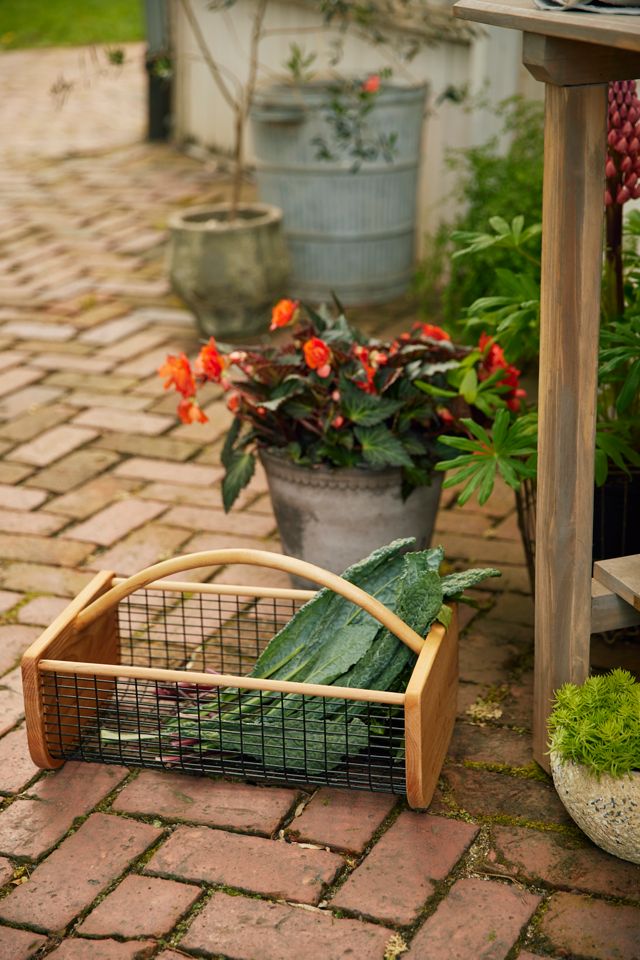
[436,603,452,628]
[415,381,458,399]
[340,380,403,426]
[616,360,640,414]
[511,215,524,239]
[221,416,242,469]
[355,424,413,468]
[459,367,478,404]
[489,216,510,235]
[221,451,255,512]
[260,378,305,411]
[441,567,501,596]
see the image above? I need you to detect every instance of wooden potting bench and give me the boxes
[453,0,640,770]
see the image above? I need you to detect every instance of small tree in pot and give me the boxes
[160,299,524,582]
[168,0,290,340]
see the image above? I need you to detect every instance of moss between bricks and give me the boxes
[461,760,550,783]
[0,590,41,628]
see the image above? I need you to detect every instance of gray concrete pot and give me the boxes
[260,448,443,588]
[550,751,640,863]
[168,202,290,340]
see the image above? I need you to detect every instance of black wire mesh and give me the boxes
[41,588,407,795]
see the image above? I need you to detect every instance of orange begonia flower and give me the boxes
[177,398,208,424]
[303,337,332,377]
[415,322,451,342]
[362,75,380,94]
[270,299,299,331]
[353,344,386,394]
[158,354,195,398]
[195,337,225,382]
[226,392,241,413]
[478,333,526,412]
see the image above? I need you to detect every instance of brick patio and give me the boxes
[0,43,638,960]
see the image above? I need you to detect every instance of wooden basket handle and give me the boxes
[74,549,425,655]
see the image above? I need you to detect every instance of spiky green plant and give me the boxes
[548,669,640,778]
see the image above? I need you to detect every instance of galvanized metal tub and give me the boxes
[250,83,428,305]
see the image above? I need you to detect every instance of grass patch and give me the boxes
[0,0,144,50]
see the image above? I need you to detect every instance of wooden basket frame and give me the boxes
[22,549,458,809]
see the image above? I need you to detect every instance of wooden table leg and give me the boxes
[532,82,607,769]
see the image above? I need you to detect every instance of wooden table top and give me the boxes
[454,0,640,51]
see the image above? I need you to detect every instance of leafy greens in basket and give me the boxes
[162,538,499,773]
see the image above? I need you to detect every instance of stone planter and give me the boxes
[168,202,290,340]
[260,448,443,588]
[550,751,640,863]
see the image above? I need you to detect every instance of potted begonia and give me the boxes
[548,669,640,864]
[159,299,525,581]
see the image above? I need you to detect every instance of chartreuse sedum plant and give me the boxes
[548,669,640,779]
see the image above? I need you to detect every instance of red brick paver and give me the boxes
[288,787,397,852]
[145,825,343,904]
[66,498,167,545]
[0,624,40,673]
[332,813,478,924]
[406,877,541,959]
[79,874,200,937]
[0,813,161,930]
[0,726,39,793]
[8,424,97,466]
[539,891,640,960]
[488,824,640,899]
[436,766,572,827]
[0,484,46,510]
[180,890,395,960]
[0,858,13,886]
[16,595,69,626]
[0,926,47,960]
[113,770,299,834]
[0,762,128,858]
[46,941,157,960]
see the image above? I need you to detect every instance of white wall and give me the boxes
[171,0,539,242]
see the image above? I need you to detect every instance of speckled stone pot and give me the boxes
[550,751,640,864]
[260,449,443,588]
[168,203,290,340]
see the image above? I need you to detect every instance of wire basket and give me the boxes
[22,550,458,808]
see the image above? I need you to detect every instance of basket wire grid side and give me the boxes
[117,588,303,672]
[40,588,407,795]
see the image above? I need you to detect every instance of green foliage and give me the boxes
[310,71,397,170]
[452,217,542,365]
[415,96,544,330]
[436,409,538,506]
[284,43,317,83]
[548,669,640,778]
[436,406,640,506]
[355,424,413,468]
[0,0,143,49]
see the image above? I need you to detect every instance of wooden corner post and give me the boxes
[523,39,607,770]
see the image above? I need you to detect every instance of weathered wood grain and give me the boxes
[532,82,608,770]
[454,0,640,52]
